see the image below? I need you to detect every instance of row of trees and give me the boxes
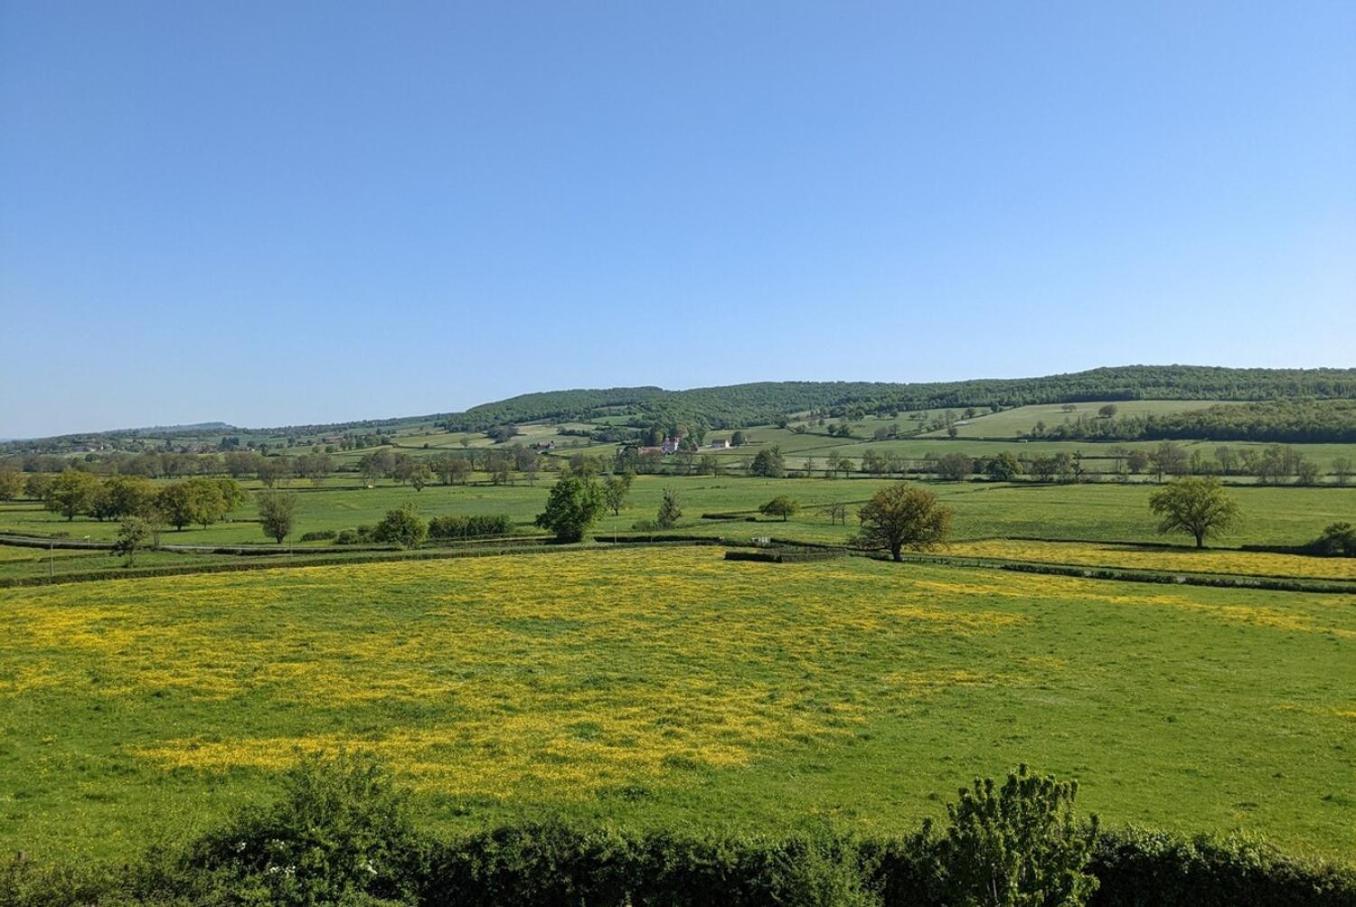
[25,471,247,530]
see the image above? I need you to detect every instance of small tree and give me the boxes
[936,764,1099,906]
[759,496,800,522]
[750,446,786,478]
[1148,477,1239,549]
[113,517,152,567]
[731,430,746,447]
[257,491,299,544]
[986,452,1022,482]
[1098,404,1118,418]
[603,474,633,516]
[371,504,427,548]
[535,475,604,542]
[935,453,974,482]
[656,488,682,529]
[856,483,952,561]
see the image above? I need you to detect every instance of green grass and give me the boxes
[1,546,1351,866]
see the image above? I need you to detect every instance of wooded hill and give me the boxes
[8,365,1356,452]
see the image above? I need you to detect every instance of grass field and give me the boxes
[925,400,1239,439]
[1,546,1352,866]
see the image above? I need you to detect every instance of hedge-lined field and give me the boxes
[2,475,1353,550]
[2,546,1351,866]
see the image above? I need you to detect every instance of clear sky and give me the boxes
[2,1,1353,438]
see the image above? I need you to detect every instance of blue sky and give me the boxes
[2,1,1353,438]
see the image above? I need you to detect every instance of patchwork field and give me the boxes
[946,538,1356,581]
[2,546,1352,866]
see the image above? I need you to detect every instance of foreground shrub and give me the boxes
[299,529,337,542]
[934,764,1099,906]
[180,752,424,906]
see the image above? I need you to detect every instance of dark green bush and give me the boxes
[1307,522,1356,557]
[427,514,513,541]
[298,530,337,542]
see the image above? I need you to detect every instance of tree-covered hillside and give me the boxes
[8,365,1356,452]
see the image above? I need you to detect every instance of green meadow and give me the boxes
[2,546,1352,867]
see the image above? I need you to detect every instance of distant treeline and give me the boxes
[1039,400,1356,444]
[442,366,1356,433]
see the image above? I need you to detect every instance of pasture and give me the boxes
[2,475,1352,552]
[1,546,1352,866]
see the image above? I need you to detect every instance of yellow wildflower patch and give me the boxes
[947,538,1356,581]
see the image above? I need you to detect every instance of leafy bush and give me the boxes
[370,506,427,548]
[180,752,424,906]
[335,529,361,545]
[934,764,1099,906]
[299,530,337,542]
[1307,522,1356,557]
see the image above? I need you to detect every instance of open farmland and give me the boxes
[2,546,1352,866]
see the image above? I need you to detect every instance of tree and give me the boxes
[749,446,786,478]
[1295,458,1321,486]
[156,482,196,531]
[535,475,603,542]
[1125,449,1150,475]
[0,467,25,501]
[257,456,293,488]
[433,454,472,486]
[1149,441,1188,482]
[371,504,427,548]
[827,502,848,525]
[1334,457,1353,487]
[936,764,1099,906]
[935,453,974,482]
[44,469,100,521]
[759,496,800,521]
[856,483,952,562]
[406,463,434,491]
[603,474,632,516]
[113,517,152,567]
[1148,477,1240,549]
[656,488,682,529]
[730,430,747,447]
[986,452,1022,482]
[256,491,299,544]
[97,475,156,521]
[1098,403,1118,419]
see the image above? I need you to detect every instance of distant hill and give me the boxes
[442,365,1356,432]
[6,365,1355,452]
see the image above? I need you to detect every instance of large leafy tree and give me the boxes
[44,469,100,521]
[371,504,427,548]
[535,475,603,542]
[855,482,952,562]
[1148,477,1240,548]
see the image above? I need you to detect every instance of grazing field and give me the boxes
[2,546,1352,865]
[3,476,1353,553]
